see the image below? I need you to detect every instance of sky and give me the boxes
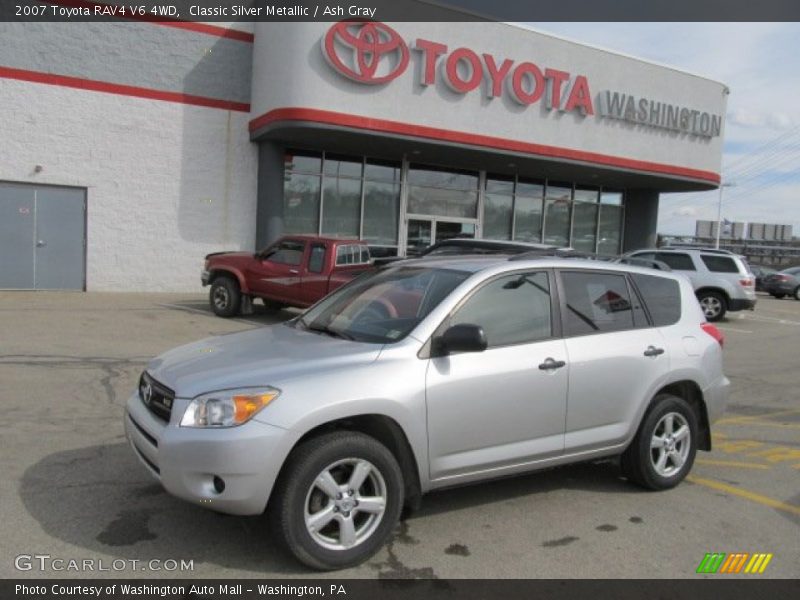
[531,23,800,237]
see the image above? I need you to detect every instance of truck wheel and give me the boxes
[621,394,698,491]
[209,277,241,317]
[269,431,404,570]
[697,291,726,322]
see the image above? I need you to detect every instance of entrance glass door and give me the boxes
[405,218,476,256]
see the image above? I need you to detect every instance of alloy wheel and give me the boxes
[650,412,691,477]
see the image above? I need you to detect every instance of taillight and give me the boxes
[701,323,724,348]
[739,278,754,287]
[777,274,790,282]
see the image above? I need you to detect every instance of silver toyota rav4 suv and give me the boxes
[125,255,729,570]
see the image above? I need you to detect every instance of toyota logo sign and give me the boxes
[323,21,409,84]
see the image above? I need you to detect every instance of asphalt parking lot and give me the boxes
[1,291,798,579]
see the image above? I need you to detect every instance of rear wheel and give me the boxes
[697,291,726,322]
[794,287,800,301]
[209,277,241,317]
[621,394,698,490]
[269,431,404,570]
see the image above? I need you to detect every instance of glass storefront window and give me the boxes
[285,151,322,173]
[408,186,479,219]
[598,204,623,255]
[574,187,599,203]
[321,177,361,237]
[513,196,543,242]
[323,154,363,178]
[601,190,623,205]
[363,181,400,246]
[484,177,514,240]
[283,172,321,233]
[365,160,402,182]
[543,184,572,247]
[408,164,479,190]
[572,201,598,253]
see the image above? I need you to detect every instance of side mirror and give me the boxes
[434,324,487,356]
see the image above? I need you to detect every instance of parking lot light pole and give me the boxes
[715,182,736,249]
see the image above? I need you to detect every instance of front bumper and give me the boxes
[201,270,210,286]
[124,391,287,515]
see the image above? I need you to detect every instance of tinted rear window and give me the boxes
[655,252,696,271]
[701,255,740,273]
[632,274,681,326]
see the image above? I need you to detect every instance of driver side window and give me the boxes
[265,240,305,266]
[450,271,553,348]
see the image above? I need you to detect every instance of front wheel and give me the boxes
[269,431,404,570]
[697,291,726,322]
[794,287,800,301]
[209,277,241,317]
[621,394,698,490]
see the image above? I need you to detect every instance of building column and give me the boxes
[623,189,660,251]
[255,141,285,250]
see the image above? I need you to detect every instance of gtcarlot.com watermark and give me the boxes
[15,554,194,572]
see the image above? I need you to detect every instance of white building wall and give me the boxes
[0,78,258,291]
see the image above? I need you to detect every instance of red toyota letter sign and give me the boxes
[322,21,409,84]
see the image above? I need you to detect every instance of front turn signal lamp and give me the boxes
[180,387,280,428]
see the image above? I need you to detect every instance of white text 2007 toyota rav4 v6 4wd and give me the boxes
[126,255,728,569]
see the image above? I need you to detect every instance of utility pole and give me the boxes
[715,182,736,249]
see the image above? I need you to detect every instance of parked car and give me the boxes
[624,247,756,321]
[127,255,728,569]
[749,265,778,292]
[761,266,800,300]
[202,236,372,317]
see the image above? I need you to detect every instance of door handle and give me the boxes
[538,357,566,371]
[288,269,299,275]
[643,346,665,357]
[36,240,46,247]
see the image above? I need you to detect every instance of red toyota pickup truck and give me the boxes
[201,236,373,317]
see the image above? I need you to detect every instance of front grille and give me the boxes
[139,372,175,422]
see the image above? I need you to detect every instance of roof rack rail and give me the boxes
[508,249,671,271]
[662,246,736,255]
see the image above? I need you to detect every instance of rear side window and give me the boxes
[655,252,696,271]
[561,272,637,335]
[308,244,325,273]
[336,244,370,266]
[632,274,681,326]
[701,255,740,273]
[450,271,553,347]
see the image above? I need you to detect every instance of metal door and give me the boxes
[0,183,85,290]
[0,183,36,289]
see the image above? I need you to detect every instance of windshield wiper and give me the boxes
[303,322,355,341]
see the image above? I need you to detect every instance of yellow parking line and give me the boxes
[695,458,770,470]
[733,421,800,430]
[717,408,800,425]
[687,475,800,516]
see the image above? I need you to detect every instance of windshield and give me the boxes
[295,267,471,344]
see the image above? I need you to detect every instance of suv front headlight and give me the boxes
[180,387,280,428]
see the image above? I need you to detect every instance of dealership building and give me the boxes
[0,17,727,291]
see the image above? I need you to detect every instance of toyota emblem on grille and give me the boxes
[322,21,409,84]
[141,380,152,406]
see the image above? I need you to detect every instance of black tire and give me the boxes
[794,287,800,301]
[621,394,698,491]
[209,277,241,317]
[269,431,404,570]
[697,291,727,322]
[771,293,786,299]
